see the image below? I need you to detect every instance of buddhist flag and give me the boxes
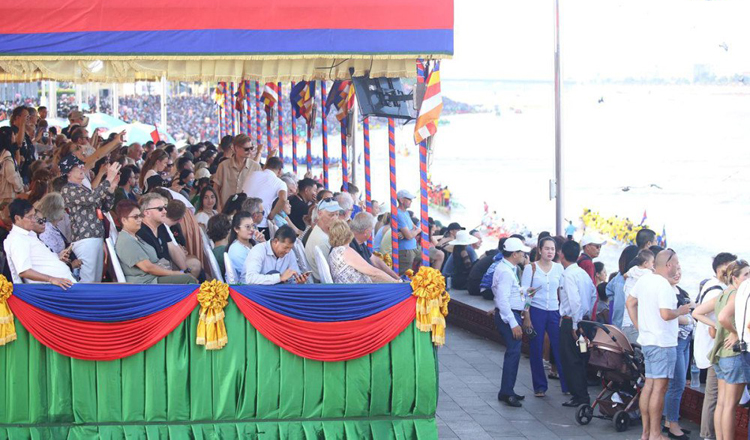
[639,210,647,226]
[213,83,225,108]
[290,81,316,123]
[325,80,355,122]
[414,60,443,144]
[262,82,279,111]
[234,81,246,112]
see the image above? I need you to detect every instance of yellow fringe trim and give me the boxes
[410,266,450,347]
[196,280,229,351]
[0,275,15,347]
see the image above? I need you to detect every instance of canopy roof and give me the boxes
[0,0,453,83]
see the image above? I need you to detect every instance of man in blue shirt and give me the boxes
[396,189,421,275]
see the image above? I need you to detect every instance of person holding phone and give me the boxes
[243,225,309,285]
[521,236,566,398]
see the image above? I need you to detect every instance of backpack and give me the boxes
[697,278,723,304]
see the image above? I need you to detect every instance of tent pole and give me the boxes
[388,117,399,274]
[321,81,329,189]
[112,83,119,120]
[277,82,284,161]
[49,81,57,119]
[554,0,564,236]
[291,82,298,174]
[160,76,168,135]
[364,116,372,250]
[350,103,357,187]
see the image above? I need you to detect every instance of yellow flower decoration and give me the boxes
[0,275,16,346]
[410,266,450,346]
[196,280,229,350]
[373,251,392,269]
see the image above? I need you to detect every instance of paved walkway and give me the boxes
[436,326,699,439]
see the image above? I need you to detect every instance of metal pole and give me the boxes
[49,81,57,119]
[161,76,168,135]
[554,0,564,236]
[112,83,119,119]
[350,103,357,187]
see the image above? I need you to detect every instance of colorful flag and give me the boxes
[261,82,279,111]
[414,60,443,144]
[213,83,225,108]
[325,80,355,122]
[290,81,316,123]
[639,210,647,226]
[234,81,246,112]
[150,127,160,143]
[658,225,667,248]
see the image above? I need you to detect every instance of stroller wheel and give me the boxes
[574,404,593,425]
[613,410,630,432]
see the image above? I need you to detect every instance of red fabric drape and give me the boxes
[7,291,198,361]
[230,289,416,361]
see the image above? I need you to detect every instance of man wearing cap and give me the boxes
[493,237,532,407]
[578,234,605,283]
[558,240,597,408]
[62,110,89,138]
[395,189,421,275]
[304,198,343,282]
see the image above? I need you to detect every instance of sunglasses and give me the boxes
[127,214,145,219]
[166,163,174,168]
[665,248,676,264]
[145,206,167,212]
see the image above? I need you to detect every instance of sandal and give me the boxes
[534,391,546,398]
[547,372,560,380]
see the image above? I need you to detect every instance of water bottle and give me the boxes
[578,334,587,353]
[690,360,700,389]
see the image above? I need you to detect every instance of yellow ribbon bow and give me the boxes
[410,266,450,346]
[196,280,229,350]
[0,275,16,346]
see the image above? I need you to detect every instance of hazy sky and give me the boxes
[442,0,750,81]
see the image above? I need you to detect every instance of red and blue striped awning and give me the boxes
[0,0,452,58]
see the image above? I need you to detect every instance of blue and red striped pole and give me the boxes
[277,82,283,161]
[229,82,236,135]
[321,81,329,189]
[389,117,399,274]
[291,82,298,174]
[306,121,312,174]
[255,82,263,153]
[216,83,224,138]
[341,118,348,191]
[250,80,253,139]
[419,140,430,267]
[266,107,272,156]
[222,82,230,136]
[364,116,372,250]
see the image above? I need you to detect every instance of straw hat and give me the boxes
[449,230,479,246]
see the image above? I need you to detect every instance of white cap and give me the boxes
[504,237,530,253]
[396,189,415,200]
[580,234,607,247]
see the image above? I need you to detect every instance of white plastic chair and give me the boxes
[224,253,238,284]
[292,239,310,274]
[104,212,118,243]
[314,246,334,284]
[2,245,23,284]
[105,237,127,283]
[199,228,223,283]
[268,220,278,239]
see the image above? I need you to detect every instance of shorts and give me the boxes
[717,355,750,384]
[642,345,677,379]
[398,248,421,275]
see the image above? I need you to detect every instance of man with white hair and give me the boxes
[349,212,399,280]
[304,198,344,282]
[335,192,354,221]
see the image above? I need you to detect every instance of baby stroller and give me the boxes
[574,320,645,432]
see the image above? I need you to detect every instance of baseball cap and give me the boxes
[580,234,607,247]
[68,110,89,127]
[317,198,343,213]
[59,154,85,175]
[446,222,464,232]
[504,237,531,253]
[195,167,211,180]
[396,189,415,200]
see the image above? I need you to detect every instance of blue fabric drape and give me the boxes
[12,284,197,322]
[231,283,413,322]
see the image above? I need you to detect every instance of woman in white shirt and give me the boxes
[521,236,565,397]
[194,186,219,229]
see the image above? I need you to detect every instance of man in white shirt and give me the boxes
[626,249,691,440]
[4,199,75,288]
[242,156,287,239]
[558,240,597,407]
[304,198,343,282]
[492,237,531,408]
[244,225,309,285]
[697,252,735,440]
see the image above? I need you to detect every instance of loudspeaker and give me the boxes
[351,77,414,120]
